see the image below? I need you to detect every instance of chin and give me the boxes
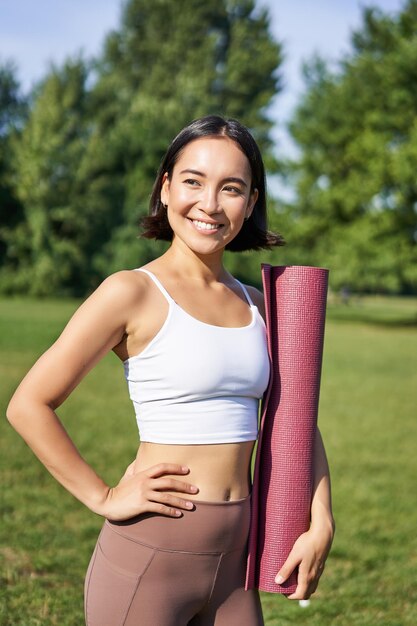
[177,236,226,255]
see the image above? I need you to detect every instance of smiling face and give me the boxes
[160,136,258,256]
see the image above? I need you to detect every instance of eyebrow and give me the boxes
[179,168,248,188]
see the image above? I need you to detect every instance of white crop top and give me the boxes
[123,268,271,444]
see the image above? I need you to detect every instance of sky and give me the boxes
[0,0,407,192]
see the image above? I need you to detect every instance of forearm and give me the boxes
[6,401,110,515]
[310,427,335,536]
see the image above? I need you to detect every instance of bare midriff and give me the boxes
[133,440,256,502]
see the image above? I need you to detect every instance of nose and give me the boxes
[199,186,221,215]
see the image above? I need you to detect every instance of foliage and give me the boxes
[0,60,27,275]
[0,0,282,296]
[4,0,417,294]
[0,59,95,295]
[86,0,283,279]
[283,0,417,294]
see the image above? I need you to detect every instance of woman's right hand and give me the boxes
[98,463,199,521]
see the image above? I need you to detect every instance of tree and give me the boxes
[85,0,283,279]
[0,60,27,284]
[6,59,93,295]
[1,0,283,295]
[284,0,417,294]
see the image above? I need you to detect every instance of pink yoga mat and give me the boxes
[245,264,329,595]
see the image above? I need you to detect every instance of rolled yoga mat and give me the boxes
[245,264,329,595]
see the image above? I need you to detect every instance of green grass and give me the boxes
[1,295,416,625]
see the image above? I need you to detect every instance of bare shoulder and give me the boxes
[243,284,266,322]
[89,269,150,309]
[62,269,152,341]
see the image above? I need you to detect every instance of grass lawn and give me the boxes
[1,293,416,625]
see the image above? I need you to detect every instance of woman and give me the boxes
[6,115,335,625]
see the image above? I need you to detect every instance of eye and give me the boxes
[223,185,243,194]
[183,178,200,186]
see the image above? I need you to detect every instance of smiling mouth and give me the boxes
[188,218,224,231]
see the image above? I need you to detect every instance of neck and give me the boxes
[162,240,229,283]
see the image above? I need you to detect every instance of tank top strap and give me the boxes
[235,280,254,306]
[136,268,254,308]
[134,268,175,304]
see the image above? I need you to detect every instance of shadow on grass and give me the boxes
[327,310,417,328]
[326,295,417,328]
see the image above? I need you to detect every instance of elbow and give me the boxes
[6,397,20,426]
[6,393,28,428]
[7,392,54,429]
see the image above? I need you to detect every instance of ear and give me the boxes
[246,188,258,220]
[160,172,170,206]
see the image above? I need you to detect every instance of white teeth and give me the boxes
[192,220,221,230]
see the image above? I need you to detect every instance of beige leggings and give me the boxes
[84,494,264,625]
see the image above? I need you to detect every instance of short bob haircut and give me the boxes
[140,115,285,251]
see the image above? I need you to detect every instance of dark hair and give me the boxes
[139,115,285,251]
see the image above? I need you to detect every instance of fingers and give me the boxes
[287,574,310,600]
[107,462,200,521]
[148,490,195,513]
[287,578,317,600]
[275,530,328,601]
[151,476,199,495]
[275,552,300,586]
[146,463,191,478]
[144,466,199,508]
[286,561,324,600]
[146,501,186,518]
[146,476,199,513]
[142,464,199,517]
